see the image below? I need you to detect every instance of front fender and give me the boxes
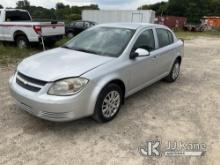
[87,74,125,115]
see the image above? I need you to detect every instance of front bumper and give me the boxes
[9,74,95,122]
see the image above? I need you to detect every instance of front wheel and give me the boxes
[93,84,122,123]
[164,60,181,82]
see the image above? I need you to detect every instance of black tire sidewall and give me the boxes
[16,36,29,49]
[94,84,122,123]
[171,60,180,81]
[164,60,181,82]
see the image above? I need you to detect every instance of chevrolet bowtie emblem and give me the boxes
[21,79,28,85]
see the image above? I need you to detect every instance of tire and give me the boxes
[67,32,74,38]
[164,59,181,82]
[45,41,56,48]
[15,36,29,49]
[93,83,122,123]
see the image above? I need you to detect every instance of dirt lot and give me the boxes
[0,37,220,165]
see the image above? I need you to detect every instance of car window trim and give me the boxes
[131,28,156,53]
[155,28,175,49]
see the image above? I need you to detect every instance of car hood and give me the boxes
[17,48,113,82]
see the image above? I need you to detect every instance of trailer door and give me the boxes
[131,12,143,23]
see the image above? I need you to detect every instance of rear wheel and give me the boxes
[164,59,181,82]
[15,36,29,49]
[93,84,122,123]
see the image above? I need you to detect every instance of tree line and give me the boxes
[138,0,220,23]
[0,0,219,23]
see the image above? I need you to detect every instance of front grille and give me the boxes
[16,78,41,92]
[16,72,47,92]
[17,72,47,86]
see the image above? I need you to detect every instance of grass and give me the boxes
[175,30,220,40]
[55,37,70,47]
[0,31,220,66]
[0,37,71,67]
[0,44,39,67]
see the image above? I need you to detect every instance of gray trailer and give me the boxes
[82,10,155,24]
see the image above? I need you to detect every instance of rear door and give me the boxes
[153,28,176,76]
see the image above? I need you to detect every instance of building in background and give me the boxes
[202,16,220,29]
[82,10,155,24]
[155,16,187,29]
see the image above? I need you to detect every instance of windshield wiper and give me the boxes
[73,48,99,55]
[61,45,72,49]
[62,46,99,55]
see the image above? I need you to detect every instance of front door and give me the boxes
[127,29,159,94]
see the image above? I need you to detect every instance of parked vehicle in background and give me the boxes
[0,9,65,48]
[65,20,96,38]
[183,23,208,32]
[9,23,184,123]
[82,10,155,24]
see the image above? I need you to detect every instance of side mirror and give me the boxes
[130,48,150,59]
[135,48,150,57]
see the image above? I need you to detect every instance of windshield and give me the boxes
[63,27,135,57]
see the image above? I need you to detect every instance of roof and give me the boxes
[97,23,165,30]
[83,10,155,13]
[0,9,28,12]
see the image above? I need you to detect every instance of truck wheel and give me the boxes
[67,32,74,38]
[15,36,29,49]
[164,59,181,82]
[92,84,122,123]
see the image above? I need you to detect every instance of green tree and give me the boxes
[56,3,66,10]
[14,1,99,22]
[16,0,30,10]
[139,0,220,23]
[0,4,3,9]
[167,0,210,23]
[138,2,168,16]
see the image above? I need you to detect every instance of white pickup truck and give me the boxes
[0,9,65,48]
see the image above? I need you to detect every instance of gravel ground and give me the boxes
[0,37,220,165]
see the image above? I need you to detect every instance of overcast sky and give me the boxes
[0,0,167,9]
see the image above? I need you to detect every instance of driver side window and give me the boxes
[133,29,155,52]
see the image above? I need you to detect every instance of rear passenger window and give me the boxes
[133,29,155,52]
[5,11,31,21]
[156,29,174,48]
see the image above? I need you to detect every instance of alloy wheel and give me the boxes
[101,90,121,118]
[172,62,180,80]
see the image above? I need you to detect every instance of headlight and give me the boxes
[48,78,89,96]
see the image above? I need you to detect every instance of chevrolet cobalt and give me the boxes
[9,23,184,122]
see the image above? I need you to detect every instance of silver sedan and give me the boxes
[9,23,184,122]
